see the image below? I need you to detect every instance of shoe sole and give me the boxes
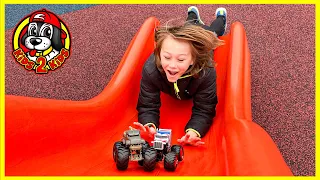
[188,6,204,25]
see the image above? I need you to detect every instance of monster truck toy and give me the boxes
[113,128,157,171]
[152,128,184,171]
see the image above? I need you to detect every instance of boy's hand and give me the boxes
[177,131,205,146]
[132,122,156,139]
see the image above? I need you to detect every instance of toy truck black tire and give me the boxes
[115,147,130,170]
[171,145,184,161]
[142,141,150,157]
[143,148,157,171]
[113,141,123,162]
[164,151,178,171]
[138,142,150,166]
[138,160,144,166]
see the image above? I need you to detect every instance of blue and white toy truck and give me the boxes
[151,128,184,171]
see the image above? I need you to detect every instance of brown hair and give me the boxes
[154,21,224,78]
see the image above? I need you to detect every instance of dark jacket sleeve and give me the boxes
[185,68,218,137]
[136,64,161,128]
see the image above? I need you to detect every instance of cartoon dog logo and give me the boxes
[12,9,71,74]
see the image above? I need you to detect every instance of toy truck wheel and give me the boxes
[113,141,124,162]
[138,141,150,166]
[138,160,144,166]
[143,148,157,172]
[115,147,130,170]
[171,145,184,161]
[164,152,178,171]
[142,142,150,157]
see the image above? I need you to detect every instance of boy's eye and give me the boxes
[178,59,185,61]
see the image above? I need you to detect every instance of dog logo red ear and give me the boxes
[12,8,72,74]
[61,29,67,39]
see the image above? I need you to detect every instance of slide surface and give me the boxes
[5,17,293,176]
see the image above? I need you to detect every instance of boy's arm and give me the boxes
[185,68,218,137]
[136,66,161,129]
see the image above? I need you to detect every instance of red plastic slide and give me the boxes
[5,17,293,176]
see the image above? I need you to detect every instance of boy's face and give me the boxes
[160,35,194,82]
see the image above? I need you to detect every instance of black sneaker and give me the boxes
[215,7,227,35]
[186,6,204,25]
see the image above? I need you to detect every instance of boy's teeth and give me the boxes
[168,70,177,75]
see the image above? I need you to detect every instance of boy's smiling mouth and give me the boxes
[167,70,178,76]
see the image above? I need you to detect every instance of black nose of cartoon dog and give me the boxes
[30,38,42,46]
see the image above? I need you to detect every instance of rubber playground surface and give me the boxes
[4,4,315,176]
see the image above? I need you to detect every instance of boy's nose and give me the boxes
[168,62,177,68]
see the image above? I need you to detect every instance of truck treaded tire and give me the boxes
[171,145,184,161]
[113,141,123,162]
[164,152,178,171]
[138,141,150,166]
[142,142,150,157]
[138,160,144,166]
[143,148,157,171]
[116,147,130,170]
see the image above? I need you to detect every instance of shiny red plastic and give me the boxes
[5,17,292,176]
